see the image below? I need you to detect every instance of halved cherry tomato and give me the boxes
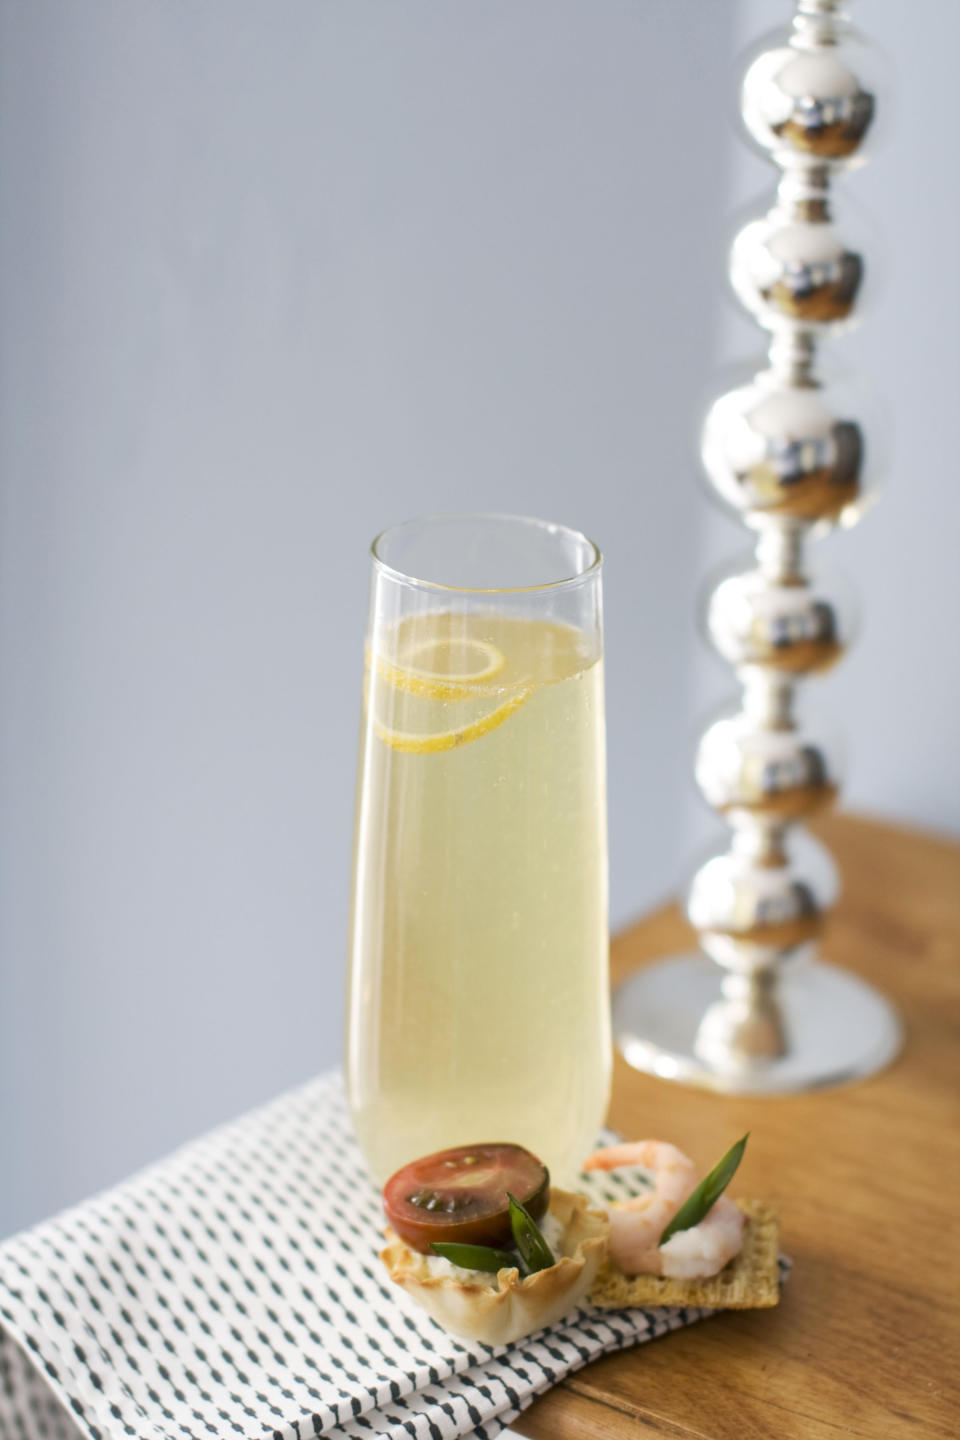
[383,1142,550,1254]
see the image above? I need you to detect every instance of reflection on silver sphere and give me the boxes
[702,372,865,525]
[706,567,849,675]
[695,713,838,822]
[687,849,823,969]
[732,211,864,331]
[742,42,876,170]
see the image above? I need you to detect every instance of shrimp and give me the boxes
[583,1141,698,1276]
[657,1194,745,1279]
[582,1140,745,1278]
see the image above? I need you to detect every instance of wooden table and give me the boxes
[515,813,960,1440]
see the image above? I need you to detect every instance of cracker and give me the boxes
[588,1200,780,1311]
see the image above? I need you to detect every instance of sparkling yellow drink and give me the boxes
[347,608,610,1184]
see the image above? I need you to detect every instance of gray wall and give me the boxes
[1,0,956,1240]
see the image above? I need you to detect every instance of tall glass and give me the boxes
[346,514,610,1185]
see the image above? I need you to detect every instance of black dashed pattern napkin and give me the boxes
[0,1072,720,1440]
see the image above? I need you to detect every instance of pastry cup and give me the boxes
[380,1187,610,1346]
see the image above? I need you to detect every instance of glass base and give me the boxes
[613,951,903,1094]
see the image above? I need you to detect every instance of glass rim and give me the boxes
[370,512,602,596]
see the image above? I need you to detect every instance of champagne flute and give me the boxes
[346,514,610,1184]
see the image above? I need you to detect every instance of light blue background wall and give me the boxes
[1,0,957,1240]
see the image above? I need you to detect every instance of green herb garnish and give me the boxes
[429,1241,520,1273]
[658,1134,749,1247]
[427,1196,556,1277]
[507,1193,555,1274]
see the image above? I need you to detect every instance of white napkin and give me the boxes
[0,1071,724,1440]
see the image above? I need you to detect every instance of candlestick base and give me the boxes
[613,951,902,1094]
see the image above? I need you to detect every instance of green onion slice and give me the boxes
[428,1241,520,1273]
[658,1134,749,1247]
[507,1193,555,1274]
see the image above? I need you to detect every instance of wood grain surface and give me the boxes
[513,812,960,1440]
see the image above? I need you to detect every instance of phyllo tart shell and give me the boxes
[380,1187,610,1345]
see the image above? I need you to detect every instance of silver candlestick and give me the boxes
[614,0,902,1092]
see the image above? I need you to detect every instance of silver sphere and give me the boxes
[731,206,864,332]
[706,565,854,676]
[741,34,877,172]
[702,369,869,527]
[687,847,824,970]
[695,711,839,822]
